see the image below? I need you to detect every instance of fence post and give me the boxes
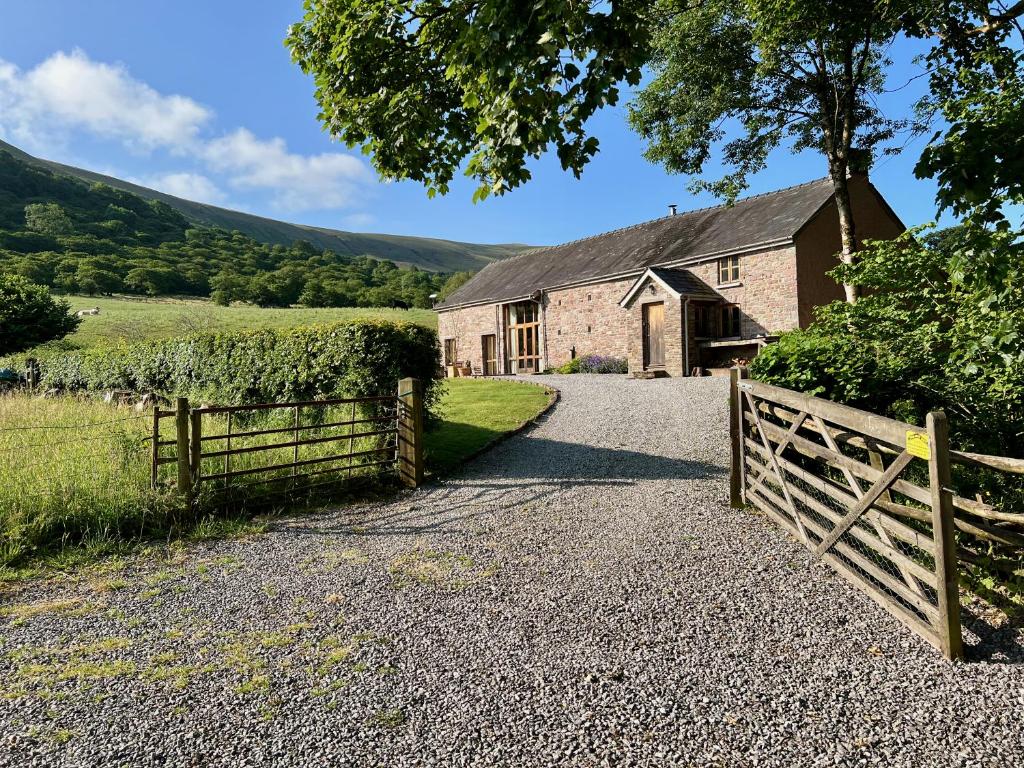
[189,407,203,501]
[926,410,964,661]
[729,367,748,508]
[151,406,161,490]
[175,397,191,501]
[397,377,424,488]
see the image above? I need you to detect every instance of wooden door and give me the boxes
[482,335,497,375]
[642,302,665,369]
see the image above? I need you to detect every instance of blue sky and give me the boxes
[0,1,952,247]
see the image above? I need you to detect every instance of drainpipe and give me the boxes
[683,297,691,377]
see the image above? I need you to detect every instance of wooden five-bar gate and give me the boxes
[729,371,964,659]
[151,378,424,504]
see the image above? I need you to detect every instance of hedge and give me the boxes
[34,320,442,412]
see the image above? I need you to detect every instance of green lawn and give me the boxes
[425,379,554,473]
[59,295,437,349]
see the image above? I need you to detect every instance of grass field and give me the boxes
[59,295,437,349]
[0,378,551,571]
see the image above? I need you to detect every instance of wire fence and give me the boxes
[0,382,423,567]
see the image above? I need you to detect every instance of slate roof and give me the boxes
[438,177,837,309]
[647,267,721,301]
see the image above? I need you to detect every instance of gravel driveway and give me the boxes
[2,375,1022,767]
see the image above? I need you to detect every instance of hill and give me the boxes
[0,148,454,308]
[0,138,526,273]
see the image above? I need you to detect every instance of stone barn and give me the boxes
[436,175,903,377]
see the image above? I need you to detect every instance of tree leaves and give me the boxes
[286,0,651,200]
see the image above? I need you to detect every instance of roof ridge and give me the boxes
[511,176,832,258]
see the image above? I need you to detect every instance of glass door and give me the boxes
[507,302,541,373]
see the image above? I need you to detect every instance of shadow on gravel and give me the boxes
[963,610,1024,665]
[466,437,726,482]
[281,438,725,540]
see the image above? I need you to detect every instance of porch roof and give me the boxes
[619,267,722,307]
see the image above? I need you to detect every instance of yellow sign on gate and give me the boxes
[906,430,931,460]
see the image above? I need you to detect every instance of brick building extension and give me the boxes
[436,175,903,377]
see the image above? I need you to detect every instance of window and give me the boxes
[443,338,457,366]
[718,255,740,284]
[693,304,713,338]
[721,305,741,337]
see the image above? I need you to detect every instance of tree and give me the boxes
[287,0,904,302]
[630,0,907,302]
[0,273,80,354]
[903,1,1024,225]
[286,0,651,200]
[24,203,74,237]
[438,270,475,301]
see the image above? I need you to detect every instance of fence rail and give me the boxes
[729,371,963,659]
[151,378,424,503]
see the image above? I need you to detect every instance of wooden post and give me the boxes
[189,407,203,502]
[397,378,424,487]
[927,411,964,661]
[151,406,161,490]
[224,411,232,489]
[292,405,301,479]
[347,400,356,478]
[175,397,191,501]
[729,368,743,508]
[25,358,39,390]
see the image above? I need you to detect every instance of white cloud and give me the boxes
[0,50,210,152]
[204,129,372,212]
[0,50,375,215]
[136,172,226,205]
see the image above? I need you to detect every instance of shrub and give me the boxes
[556,357,582,374]
[0,273,80,355]
[578,354,628,374]
[555,354,628,374]
[34,319,442,414]
[750,223,1024,609]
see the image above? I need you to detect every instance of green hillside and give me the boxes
[0,138,527,273]
[0,149,451,308]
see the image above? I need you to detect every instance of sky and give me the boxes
[0,1,954,248]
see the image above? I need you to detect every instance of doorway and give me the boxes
[482,334,497,375]
[642,302,665,370]
[507,301,541,373]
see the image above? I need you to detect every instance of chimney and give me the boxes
[668,204,678,216]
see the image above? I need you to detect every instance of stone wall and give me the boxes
[685,246,800,337]
[794,174,906,326]
[542,277,634,367]
[437,303,504,373]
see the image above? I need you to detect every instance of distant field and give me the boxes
[59,295,437,349]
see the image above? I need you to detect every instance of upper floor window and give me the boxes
[718,254,740,284]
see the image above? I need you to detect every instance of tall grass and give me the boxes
[1,379,554,570]
[0,394,167,565]
[0,393,397,567]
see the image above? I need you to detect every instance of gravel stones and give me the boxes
[1,375,1022,767]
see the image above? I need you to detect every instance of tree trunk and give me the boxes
[829,167,861,303]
